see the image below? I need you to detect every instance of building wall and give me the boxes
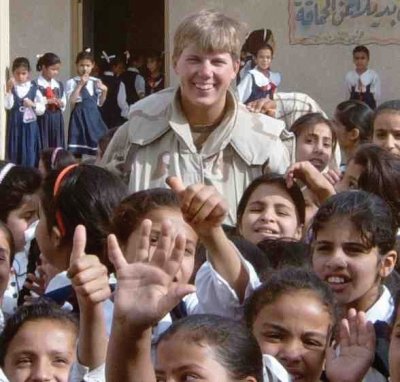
[10,0,73,85]
[166,0,400,116]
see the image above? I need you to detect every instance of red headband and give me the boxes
[53,164,79,236]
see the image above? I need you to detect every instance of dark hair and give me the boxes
[112,188,180,245]
[36,52,61,72]
[351,144,400,226]
[158,314,263,382]
[0,221,15,266]
[311,191,396,255]
[98,127,119,158]
[75,49,94,64]
[244,267,337,329]
[11,57,30,72]
[0,300,78,366]
[353,45,370,58]
[291,112,337,151]
[0,161,41,222]
[372,100,400,127]
[236,173,305,229]
[257,238,311,277]
[256,43,274,57]
[39,148,77,174]
[127,49,145,67]
[40,165,128,270]
[335,100,373,143]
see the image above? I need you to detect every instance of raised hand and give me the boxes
[167,176,228,238]
[326,309,375,382]
[23,98,35,108]
[286,161,336,204]
[79,74,90,87]
[67,225,111,306]
[97,80,108,93]
[6,78,15,92]
[108,220,195,331]
[323,168,342,186]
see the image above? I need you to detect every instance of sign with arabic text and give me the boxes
[289,0,400,44]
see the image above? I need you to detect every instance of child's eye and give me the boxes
[262,331,282,342]
[16,357,32,367]
[183,373,201,381]
[53,357,69,366]
[303,339,324,348]
[276,209,290,217]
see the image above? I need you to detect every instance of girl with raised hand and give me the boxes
[106,227,265,382]
[34,164,127,326]
[0,226,110,382]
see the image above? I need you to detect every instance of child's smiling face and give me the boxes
[312,216,395,311]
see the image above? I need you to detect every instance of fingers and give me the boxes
[166,176,185,198]
[342,309,375,350]
[70,225,86,266]
[163,233,186,278]
[108,234,128,271]
[150,220,173,268]
[136,219,152,263]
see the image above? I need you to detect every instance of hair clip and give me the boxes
[0,163,15,184]
[85,48,91,53]
[124,50,130,64]
[36,53,44,59]
[51,147,63,169]
[101,51,116,64]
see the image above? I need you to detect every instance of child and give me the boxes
[4,57,45,167]
[291,112,337,172]
[334,100,373,165]
[118,50,145,118]
[235,173,305,244]
[345,45,380,109]
[0,161,41,314]
[38,147,77,177]
[237,43,281,104]
[99,51,126,129]
[372,100,400,157]
[66,50,108,157]
[0,226,111,382]
[245,267,376,382]
[145,51,164,96]
[0,222,14,329]
[311,191,397,324]
[105,232,267,382]
[36,52,66,149]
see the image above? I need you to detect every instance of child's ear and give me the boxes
[294,225,303,240]
[379,250,397,278]
[50,226,62,248]
[349,128,360,142]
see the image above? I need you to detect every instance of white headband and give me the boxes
[51,147,63,169]
[0,163,15,184]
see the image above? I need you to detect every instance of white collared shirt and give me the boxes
[66,76,102,105]
[345,69,381,103]
[4,81,46,115]
[36,75,66,111]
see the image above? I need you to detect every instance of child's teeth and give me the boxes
[327,276,345,284]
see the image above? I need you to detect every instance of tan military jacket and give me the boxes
[101,87,293,224]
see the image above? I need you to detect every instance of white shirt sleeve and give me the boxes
[195,252,261,320]
[117,82,129,118]
[34,89,46,116]
[69,362,105,382]
[66,78,81,103]
[371,71,381,104]
[4,92,14,110]
[135,74,145,98]
[236,73,253,103]
[60,83,67,112]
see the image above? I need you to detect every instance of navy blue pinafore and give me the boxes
[37,81,66,148]
[67,81,107,155]
[6,83,41,167]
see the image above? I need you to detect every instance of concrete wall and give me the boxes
[10,0,73,85]
[166,0,400,116]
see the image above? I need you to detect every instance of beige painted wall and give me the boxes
[166,0,399,116]
[10,0,73,85]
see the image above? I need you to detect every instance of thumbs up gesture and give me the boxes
[166,177,228,238]
[67,225,111,307]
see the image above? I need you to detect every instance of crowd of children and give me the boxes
[1,7,399,382]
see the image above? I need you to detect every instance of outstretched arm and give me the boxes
[167,177,248,301]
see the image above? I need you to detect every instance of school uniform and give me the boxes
[345,69,381,109]
[36,75,66,148]
[145,73,165,96]
[99,71,126,128]
[4,81,45,167]
[118,67,145,118]
[237,68,281,104]
[66,77,108,155]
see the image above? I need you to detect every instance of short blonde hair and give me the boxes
[173,9,246,63]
